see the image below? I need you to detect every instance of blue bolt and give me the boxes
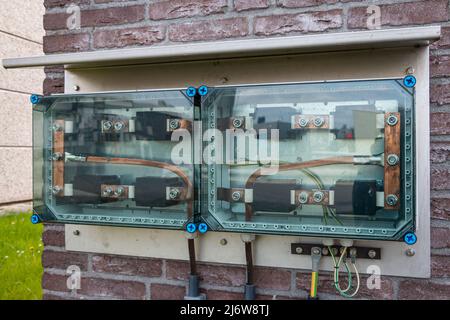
[198,223,208,234]
[403,232,417,245]
[403,75,416,88]
[186,223,197,233]
[31,214,40,225]
[30,94,41,105]
[198,85,208,96]
[186,87,197,97]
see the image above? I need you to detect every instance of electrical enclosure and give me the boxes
[33,79,415,240]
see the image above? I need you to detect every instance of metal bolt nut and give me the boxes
[220,239,228,246]
[386,194,398,206]
[313,191,324,203]
[231,191,241,202]
[169,119,180,130]
[295,247,303,254]
[368,249,377,259]
[312,247,321,255]
[298,118,309,127]
[73,85,80,92]
[52,152,63,161]
[386,114,398,126]
[114,121,124,131]
[232,118,243,128]
[313,117,325,128]
[73,230,80,236]
[103,187,113,197]
[169,188,180,200]
[405,248,416,257]
[350,248,358,257]
[102,120,113,131]
[298,191,309,204]
[115,187,125,196]
[387,154,400,166]
[322,247,329,256]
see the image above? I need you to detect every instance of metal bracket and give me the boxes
[291,243,381,260]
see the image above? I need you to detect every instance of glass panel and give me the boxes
[33,90,194,229]
[202,80,415,240]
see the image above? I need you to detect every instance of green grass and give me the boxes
[0,212,43,300]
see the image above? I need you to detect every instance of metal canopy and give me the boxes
[2,26,441,70]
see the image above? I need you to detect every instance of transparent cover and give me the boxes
[33,90,194,229]
[202,80,415,240]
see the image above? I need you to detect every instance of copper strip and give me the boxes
[384,112,401,210]
[53,119,65,197]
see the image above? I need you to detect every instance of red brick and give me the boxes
[254,10,342,36]
[169,17,248,42]
[91,254,162,277]
[42,272,71,292]
[296,271,395,299]
[43,33,90,54]
[431,227,450,249]
[44,66,65,75]
[431,27,450,50]
[432,255,450,277]
[431,142,450,164]
[398,280,450,300]
[80,277,146,300]
[431,55,450,78]
[205,289,242,300]
[431,113,450,135]
[149,0,227,20]
[166,260,246,287]
[431,167,450,190]
[42,250,88,271]
[44,13,70,31]
[151,283,185,300]
[431,197,450,220]
[94,26,165,49]
[254,267,291,291]
[348,0,449,29]
[44,77,64,95]
[278,0,339,8]
[42,228,65,247]
[431,83,450,106]
[234,0,269,12]
[44,0,89,8]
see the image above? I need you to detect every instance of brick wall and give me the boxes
[42,0,450,300]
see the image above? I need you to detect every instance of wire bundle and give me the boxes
[328,246,360,298]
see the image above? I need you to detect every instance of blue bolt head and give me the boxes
[403,75,416,88]
[186,87,197,97]
[30,94,41,105]
[31,214,40,225]
[198,85,208,96]
[403,232,417,245]
[198,223,208,234]
[186,223,197,233]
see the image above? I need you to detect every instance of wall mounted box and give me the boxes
[5,27,440,277]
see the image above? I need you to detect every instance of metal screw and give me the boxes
[52,186,62,195]
[295,247,303,254]
[298,191,309,204]
[387,154,399,166]
[102,120,113,131]
[169,188,180,200]
[368,249,377,259]
[115,187,125,196]
[73,230,80,236]
[298,118,309,127]
[52,152,63,161]
[220,239,228,246]
[405,248,416,257]
[313,117,325,128]
[386,194,398,206]
[52,123,63,132]
[114,121,124,131]
[73,85,80,92]
[103,187,113,197]
[386,114,398,126]
[169,119,180,130]
[231,191,241,202]
[313,191,324,203]
[312,247,321,255]
[232,118,243,128]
